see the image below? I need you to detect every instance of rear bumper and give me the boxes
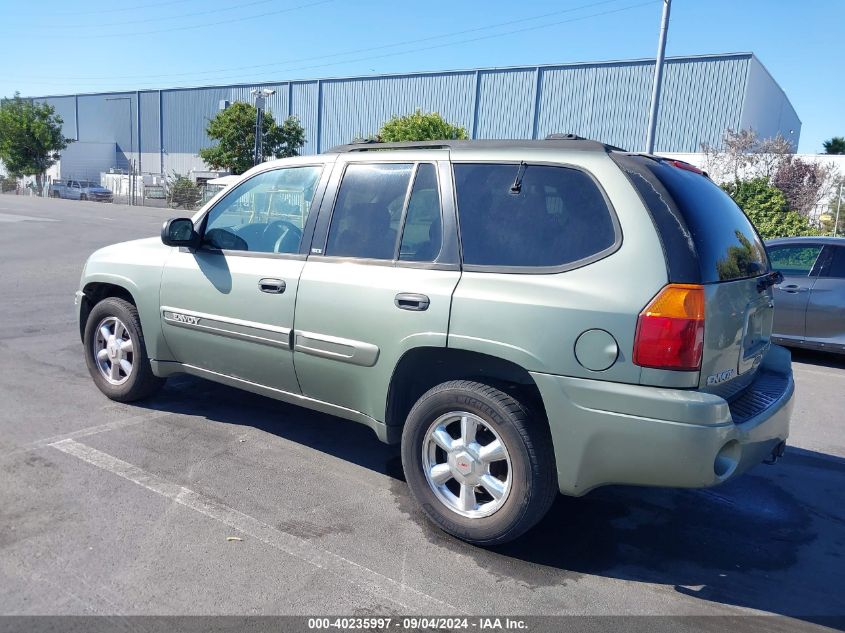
[531,344,794,496]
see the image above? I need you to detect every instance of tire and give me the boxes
[83,297,165,402]
[401,380,557,545]
[80,194,87,201]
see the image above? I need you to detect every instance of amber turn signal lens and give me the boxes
[640,284,705,321]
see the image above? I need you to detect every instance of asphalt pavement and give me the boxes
[0,195,843,630]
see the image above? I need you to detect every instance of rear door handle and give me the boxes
[259,278,286,294]
[779,284,807,294]
[395,293,430,311]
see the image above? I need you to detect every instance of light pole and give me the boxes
[106,96,134,205]
[251,89,275,166]
[645,0,671,154]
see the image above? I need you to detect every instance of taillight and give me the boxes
[633,284,705,371]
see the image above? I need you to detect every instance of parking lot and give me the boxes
[0,195,843,628]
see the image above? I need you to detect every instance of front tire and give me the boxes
[401,380,557,545]
[83,297,165,402]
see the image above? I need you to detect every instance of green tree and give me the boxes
[0,93,71,191]
[378,109,468,142]
[723,177,818,239]
[822,136,845,155]
[199,101,305,175]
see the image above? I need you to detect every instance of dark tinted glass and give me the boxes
[821,246,845,278]
[453,164,616,267]
[399,164,442,262]
[626,158,769,283]
[326,163,413,259]
[767,245,822,276]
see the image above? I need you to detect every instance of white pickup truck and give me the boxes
[50,179,114,202]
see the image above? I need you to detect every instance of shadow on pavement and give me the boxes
[789,348,845,370]
[142,375,845,628]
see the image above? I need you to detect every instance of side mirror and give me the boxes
[161,218,199,248]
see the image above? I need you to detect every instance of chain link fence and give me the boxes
[0,170,227,213]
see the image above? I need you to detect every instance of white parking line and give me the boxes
[49,438,461,615]
[12,411,172,455]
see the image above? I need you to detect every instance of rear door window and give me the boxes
[325,163,413,260]
[453,163,617,268]
[767,245,824,277]
[399,164,442,262]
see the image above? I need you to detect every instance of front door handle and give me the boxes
[259,278,286,294]
[395,293,430,311]
[779,284,807,294]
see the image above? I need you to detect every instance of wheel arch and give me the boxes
[79,281,138,341]
[384,347,548,442]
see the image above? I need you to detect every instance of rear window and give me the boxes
[616,156,769,283]
[453,163,617,268]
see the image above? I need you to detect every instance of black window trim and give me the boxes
[766,243,828,278]
[816,244,845,278]
[449,159,623,275]
[190,162,331,260]
[309,159,459,270]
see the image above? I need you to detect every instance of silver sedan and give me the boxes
[766,236,845,354]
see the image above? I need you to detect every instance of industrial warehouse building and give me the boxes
[29,52,799,181]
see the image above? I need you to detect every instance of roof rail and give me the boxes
[325,136,625,154]
[327,140,453,153]
[545,133,588,140]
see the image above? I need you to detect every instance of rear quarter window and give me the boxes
[453,163,618,269]
[616,156,770,283]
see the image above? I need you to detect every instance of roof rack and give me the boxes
[326,134,625,154]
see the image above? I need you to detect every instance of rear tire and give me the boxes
[83,297,165,402]
[80,194,87,201]
[401,380,557,545]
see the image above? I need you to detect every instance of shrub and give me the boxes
[722,178,818,239]
[168,174,201,210]
[378,109,468,142]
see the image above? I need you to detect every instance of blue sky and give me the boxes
[0,0,841,153]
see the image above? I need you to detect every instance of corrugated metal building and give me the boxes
[31,52,800,179]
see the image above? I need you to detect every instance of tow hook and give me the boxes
[764,441,786,465]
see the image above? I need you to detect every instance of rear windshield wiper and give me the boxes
[509,162,527,194]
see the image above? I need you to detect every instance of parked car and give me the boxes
[51,179,113,202]
[766,236,845,354]
[75,137,794,544]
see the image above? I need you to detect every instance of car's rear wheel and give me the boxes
[80,194,87,201]
[83,297,165,402]
[401,380,557,545]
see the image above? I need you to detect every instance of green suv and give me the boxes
[76,137,794,544]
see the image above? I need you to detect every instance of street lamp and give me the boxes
[250,89,276,166]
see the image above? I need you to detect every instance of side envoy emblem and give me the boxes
[171,312,200,325]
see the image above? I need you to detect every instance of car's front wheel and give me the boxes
[401,380,557,545]
[83,297,165,402]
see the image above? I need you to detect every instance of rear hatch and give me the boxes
[613,154,776,398]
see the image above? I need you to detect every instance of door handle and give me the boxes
[779,284,807,294]
[395,293,430,311]
[259,278,286,294]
